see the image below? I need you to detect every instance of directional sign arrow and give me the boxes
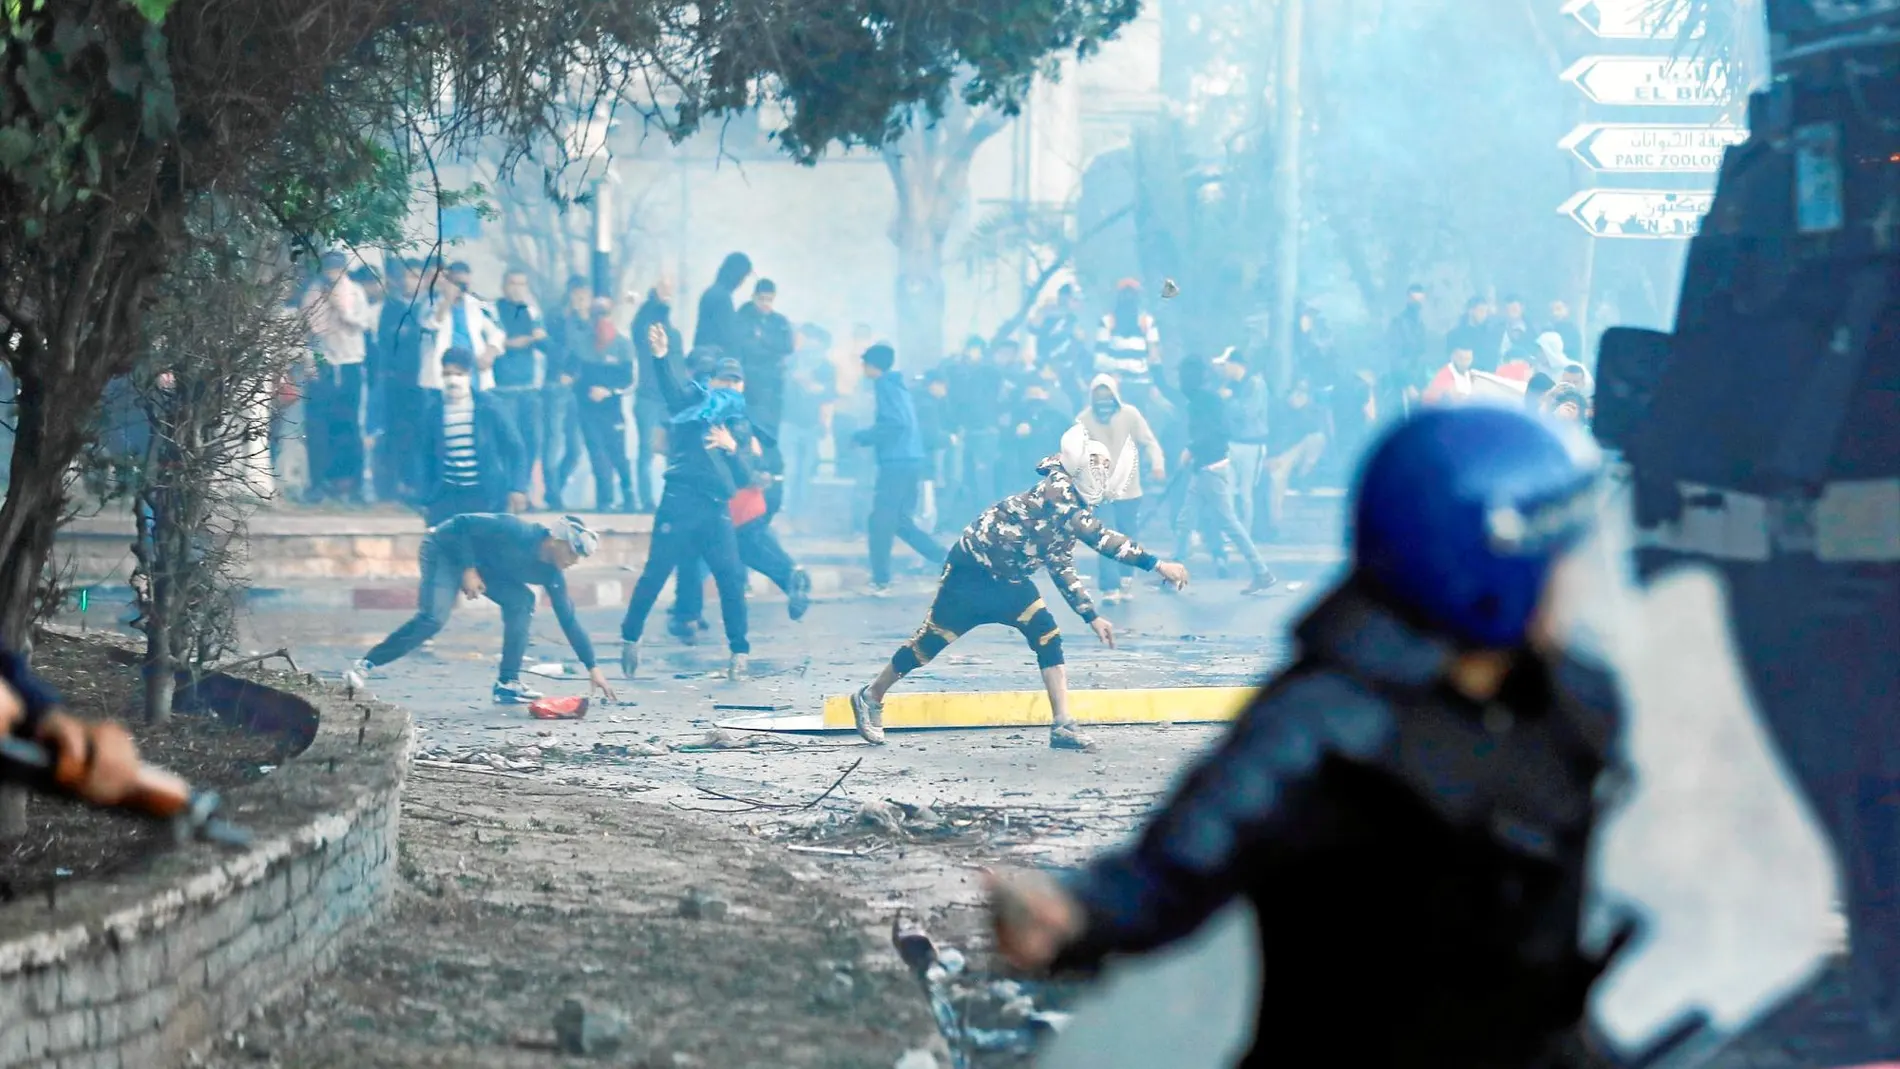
[1562,56,1731,107]
[1561,0,1694,39]
[1560,123,1749,173]
[1559,189,1714,239]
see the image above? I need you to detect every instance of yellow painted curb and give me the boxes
[818,686,1256,730]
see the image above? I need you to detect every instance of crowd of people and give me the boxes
[300,248,1599,707]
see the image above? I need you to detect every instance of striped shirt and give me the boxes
[442,399,479,487]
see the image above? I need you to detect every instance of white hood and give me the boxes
[1060,422,1137,505]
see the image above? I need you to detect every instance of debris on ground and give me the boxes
[857,800,905,834]
[678,887,730,921]
[895,1050,941,1069]
[553,996,629,1056]
[201,771,932,1068]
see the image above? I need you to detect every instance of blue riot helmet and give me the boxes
[1351,405,1602,649]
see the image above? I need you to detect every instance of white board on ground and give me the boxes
[1561,56,1731,107]
[1559,189,1713,239]
[1034,904,1259,1069]
[1561,123,1748,173]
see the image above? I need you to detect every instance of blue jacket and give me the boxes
[854,373,926,465]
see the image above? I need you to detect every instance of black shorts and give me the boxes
[892,545,1064,673]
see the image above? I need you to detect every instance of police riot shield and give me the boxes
[1548,477,1843,1068]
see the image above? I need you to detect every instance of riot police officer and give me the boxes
[988,405,1626,1068]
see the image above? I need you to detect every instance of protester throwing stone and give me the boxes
[850,423,1189,752]
[346,514,616,705]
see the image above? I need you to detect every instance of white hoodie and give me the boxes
[1075,374,1166,499]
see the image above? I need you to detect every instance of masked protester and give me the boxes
[986,406,1627,1069]
[1075,374,1166,603]
[346,515,617,705]
[617,326,759,682]
[416,348,527,526]
[850,424,1192,753]
[668,358,814,637]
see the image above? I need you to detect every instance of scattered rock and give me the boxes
[694,728,749,749]
[856,801,903,833]
[936,947,967,976]
[553,996,628,1056]
[593,741,670,758]
[907,804,944,829]
[678,888,730,921]
[894,1051,941,1069]
[816,969,856,1007]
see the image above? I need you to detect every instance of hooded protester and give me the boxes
[1094,280,1161,392]
[850,423,1192,753]
[1076,374,1167,602]
[694,252,753,352]
[618,326,759,683]
[852,344,947,592]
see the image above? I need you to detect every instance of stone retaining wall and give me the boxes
[53,511,654,584]
[0,639,412,1068]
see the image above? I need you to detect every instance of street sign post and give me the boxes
[1562,0,1694,38]
[1562,56,1732,107]
[1560,123,1749,173]
[1559,189,1714,239]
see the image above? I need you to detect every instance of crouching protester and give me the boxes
[347,514,617,705]
[0,650,142,805]
[987,406,1631,1067]
[852,424,1190,753]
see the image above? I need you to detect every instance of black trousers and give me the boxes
[374,380,428,501]
[889,545,1064,678]
[620,493,750,653]
[488,388,543,497]
[672,517,798,622]
[543,384,584,507]
[868,461,945,585]
[307,362,365,497]
[364,534,538,682]
[579,394,634,509]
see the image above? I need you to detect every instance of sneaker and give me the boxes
[1100,589,1125,605]
[343,658,374,693]
[864,583,892,599]
[1049,724,1098,752]
[727,653,750,682]
[1118,578,1137,601]
[1242,573,1279,596]
[493,679,545,705]
[620,642,640,679]
[850,685,886,745]
[667,617,699,646]
[787,568,813,621]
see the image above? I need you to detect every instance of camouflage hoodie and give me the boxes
[956,456,1159,623]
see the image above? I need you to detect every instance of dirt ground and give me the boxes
[0,634,300,896]
[197,762,1035,1069]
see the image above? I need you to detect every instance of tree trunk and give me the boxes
[893,215,949,367]
[143,654,175,724]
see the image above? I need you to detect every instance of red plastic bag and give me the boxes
[729,486,767,528]
[528,695,588,720]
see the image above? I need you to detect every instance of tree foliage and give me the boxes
[0,0,1146,651]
